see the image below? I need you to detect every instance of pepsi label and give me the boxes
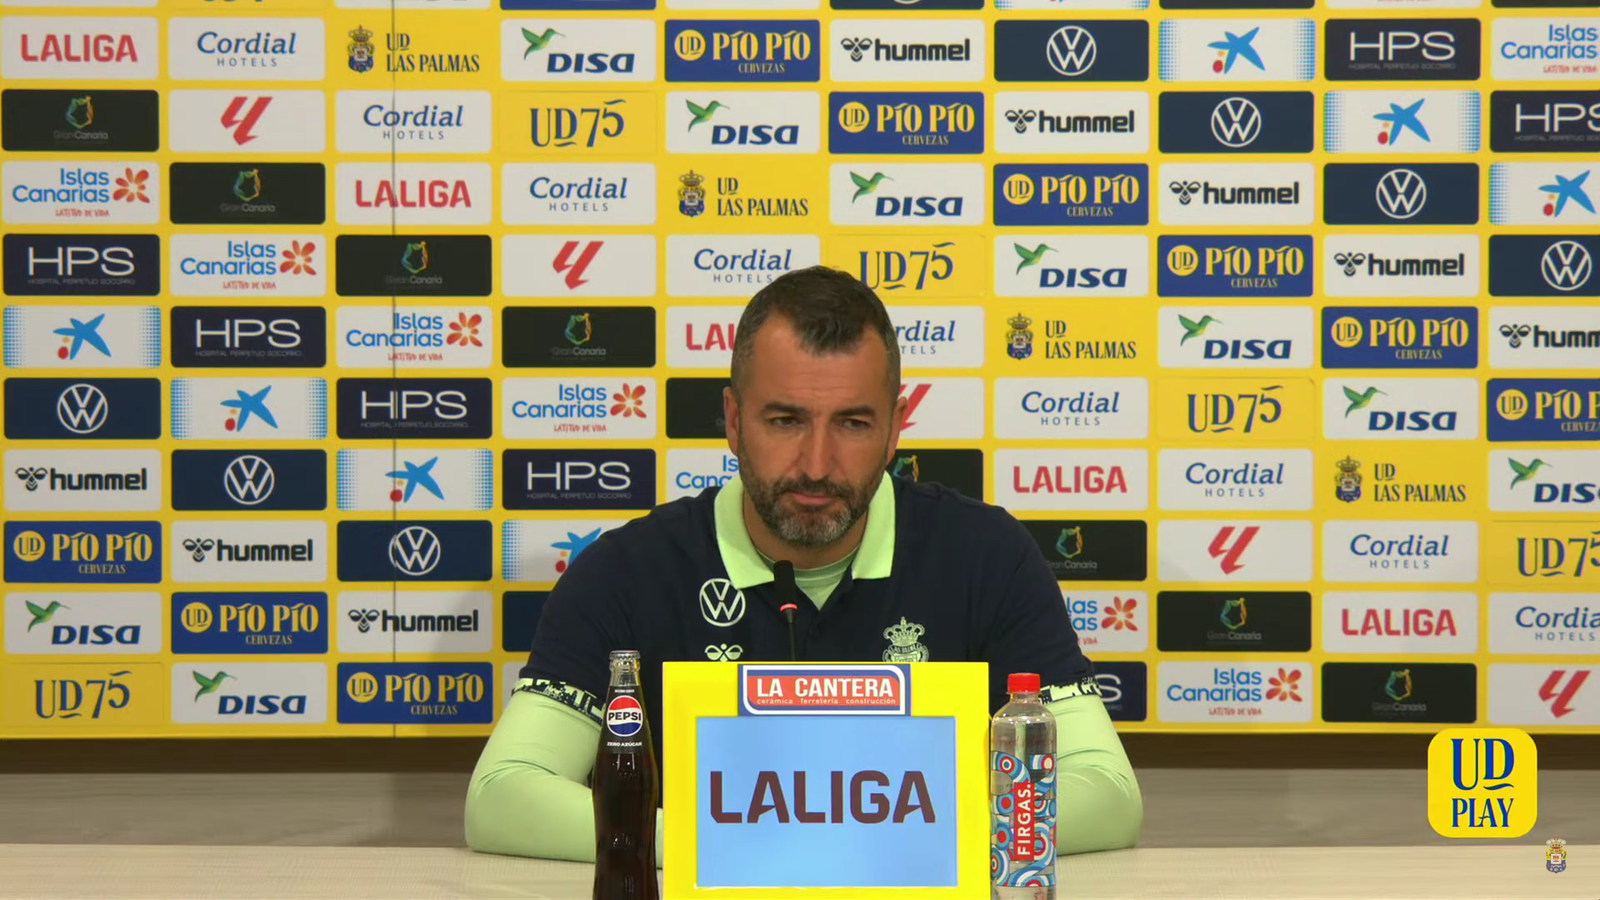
[605,694,645,742]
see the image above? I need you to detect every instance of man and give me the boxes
[466,266,1142,863]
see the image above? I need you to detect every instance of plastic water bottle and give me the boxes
[990,672,1057,900]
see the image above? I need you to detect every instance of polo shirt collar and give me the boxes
[714,471,895,590]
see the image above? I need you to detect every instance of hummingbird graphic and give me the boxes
[850,171,891,202]
[1508,458,1551,489]
[1013,243,1054,275]
[25,600,68,631]
[1342,385,1385,417]
[522,28,562,57]
[192,670,234,701]
[685,100,729,131]
[1178,314,1220,345]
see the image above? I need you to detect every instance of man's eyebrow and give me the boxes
[758,402,879,419]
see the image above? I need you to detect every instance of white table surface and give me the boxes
[0,844,1592,899]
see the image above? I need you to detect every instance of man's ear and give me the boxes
[723,385,740,454]
[885,392,907,466]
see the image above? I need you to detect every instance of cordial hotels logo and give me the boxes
[887,305,983,368]
[1322,592,1478,654]
[1323,306,1477,370]
[1325,19,1481,82]
[1323,235,1479,298]
[830,18,984,83]
[1157,448,1314,512]
[1158,662,1312,725]
[502,378,656,440]
[5,449,161,513]
[1322,521,1479,583]
[1157,163,1313,226]
[167,18,325,81]
[2,305,161,369]
[665,91,820,154]
[502,235,656,297]
[992,234,1148,298]
[1156,520,1314,582]
[1156,19,1315,82]
[1324,91,1480,154]
[665,234,820,297]
[993,377,1149,440]
[829,163,984,226]
[1,16,157,80]
[2,161,159,225]
[829,90,984,155]
[171,377,328,441]
[1323,377,1479,441]
[170,234,324,297]
[335,306,492,369]
[336,163,489,226]
[501,163,656,226]
[992,448,1148,512]
[1158,305,1313,369]
[994,91,1148,155]
[170,521,327,584]
[1488,593,1600,655]
[335,91,491,154]
[1489,449,1600,512]
[499,18,655,83]
[1488,163,1599,226]
[167,91,326,154]
[1492,19,1600,82]
[1488,306,1600,370]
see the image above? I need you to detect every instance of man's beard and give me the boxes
[737,440,880,548]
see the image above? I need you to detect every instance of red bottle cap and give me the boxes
[1007,672,1040,694]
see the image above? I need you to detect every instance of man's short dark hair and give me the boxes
[729,265,901,402]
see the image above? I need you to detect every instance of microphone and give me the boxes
[773,560,798,661]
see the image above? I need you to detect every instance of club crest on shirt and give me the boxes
[882,616,929,662]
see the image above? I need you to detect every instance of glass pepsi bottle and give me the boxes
[593,649,659,900]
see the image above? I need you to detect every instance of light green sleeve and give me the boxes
[1046,691,1144,855]
[464,688,664,867]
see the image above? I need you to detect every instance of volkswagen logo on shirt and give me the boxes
[1375,168,1428,221]
[222,454,276,506]
[1210,97,1262,148]
[55,383,109,434]
[389,525,442,577]
[1047,26,1096,77]
[699,577,746,627]
[1542,240,1594,292]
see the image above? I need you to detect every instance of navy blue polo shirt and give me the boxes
[516,472,1099,757]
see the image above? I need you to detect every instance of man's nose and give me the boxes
[795,425,833,482]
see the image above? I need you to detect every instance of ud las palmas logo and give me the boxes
[1336,455,1362,503]
[1546,837,1567,874]
[882,616,928,662]
[348,26,374,73]
[1007,312,1034,360]
[678,170,705,217]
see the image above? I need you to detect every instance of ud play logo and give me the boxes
[502,235,656,297]
[1157,520,1313,582]
[665,19,819,83]
[1323,520,1479,583]
[168,91,325,153]
[337,591,491,655]
[1322,591,1478,654]
[171,662,327,724]
[4,378,160,440]
[336,521,492,582]
[993,377,1149,440]
[665,448,737,502]
[5,448,161,513]
[169,234,325,297]
[169,163,326,226]
[5,521,160,584]
[503,448,656,511]
[1490,235,1600,297]
[503,306,656,369]
[1159,91,1315,153]
[171,377,327,441]
[3,234,158,296]
[1324,19,1480,81]
[170,449,326,511]
[2,161,159,224]
[1157,19,1315,82]
[501,162,656,226]
[1488,377,1600,442]
[335,91,491,154]
[336,163,490,226]
[337,662,493,726]
[1,89,159,153]
[1322,377,1480,441]
[171,592,328,656]
[171,520,325,584]
[994,20,1149,82]
[1492,19,1600,82]
[1488,306,1600,370]
[335,378,492,440]
[665,90,820,154]
[336,448,492,511]
[1158,306,1312,369]
[4,591,162,655]
[1323,306,1478,369]
[995,164,1147,227]
[888,305,984,368]
[1158,235,1312,297]
[1158,163,1312,226]
[666,234,820,296]
[1324,91,1480,154]
[993,448,1148,512]
[500,17,655,83]
[502,377,656,440]
[1323,234,1480,298]
[829,18,983,83]
[171,305,325,369]
[0,16,158,80]
[1488,449,1600,512]
[994,91,1147,155]
[3,305,159,369]
[1157,448,1314,512]
[502,519,628,582]
[994,234,1148,297]
[167,17,324,81]
[336,305,492,369]
[1489,163,1599,225]
[829,90,984,154]
[1488,593,1600,654]
[334,235,493,298]
[829,163,983,226]
[1323,164,1480,226]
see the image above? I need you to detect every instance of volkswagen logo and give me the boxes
[1210,96,1262,148]
[55,383,109,434]
[1375,168,1428,220]
[1047,26,1097,77]
[389,525,442,577]
[1541,240,1593,292]
[698,577,746,627]
[223,454,276,506]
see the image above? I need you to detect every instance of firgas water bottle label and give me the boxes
[991,750,1056,888]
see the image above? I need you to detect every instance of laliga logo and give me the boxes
[605,694,644,737]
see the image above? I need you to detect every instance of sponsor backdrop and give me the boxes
[0,0,1596,737]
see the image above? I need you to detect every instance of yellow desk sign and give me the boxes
[1427,728,1537,838]
[663,661,991,899]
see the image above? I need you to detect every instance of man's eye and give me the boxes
[770,416,798,427]
[841,419,871,431]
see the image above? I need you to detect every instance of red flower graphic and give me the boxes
[1100,596,1138,631]
[1265,668,1302,703]
[112,168,149,203]
[447,312,483,347]
[280,240,316,275]
[610,383,646,418]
